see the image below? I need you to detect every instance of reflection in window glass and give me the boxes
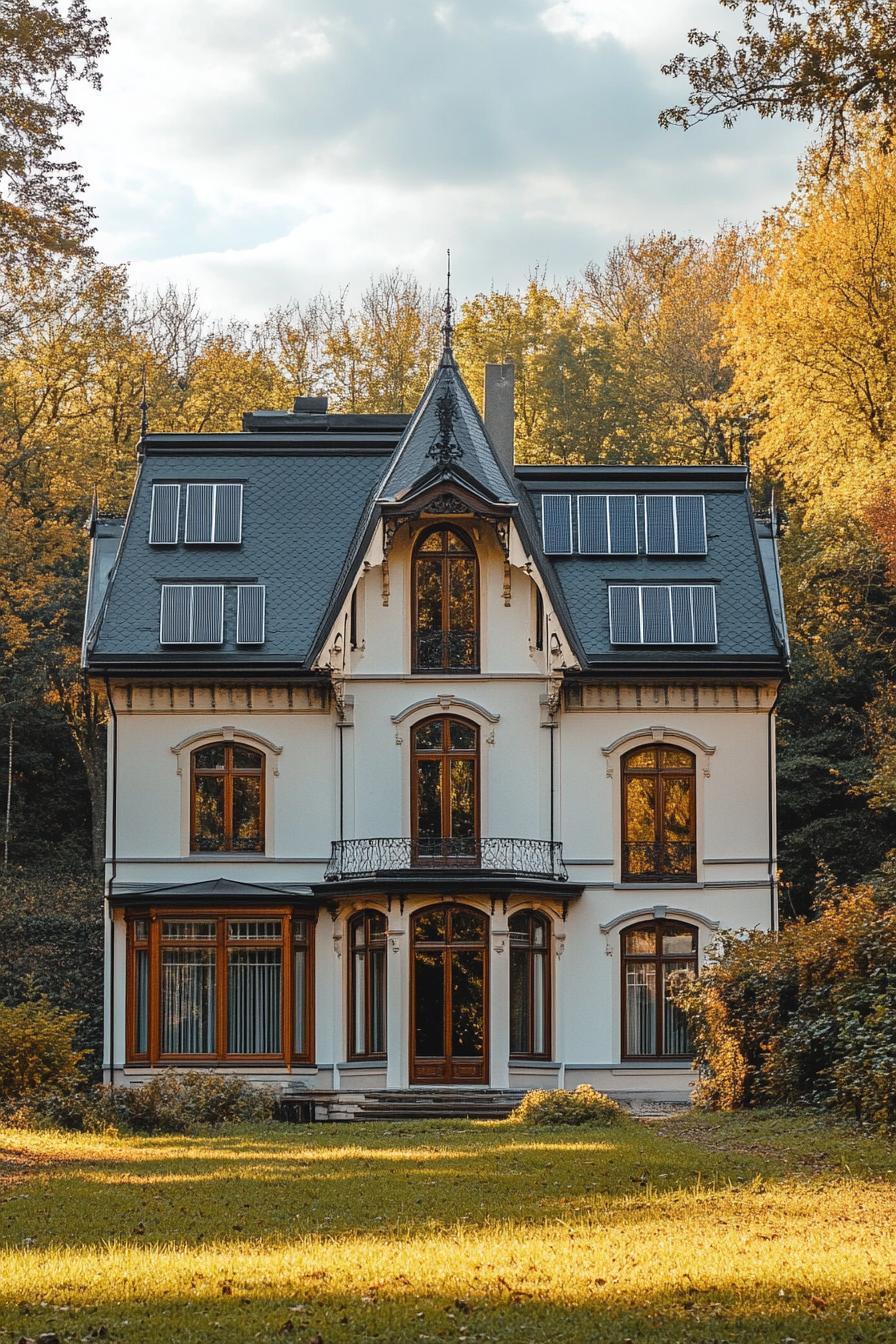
[622,920,697,1058]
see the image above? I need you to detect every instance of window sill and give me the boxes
[508,1059,561,1070]
[615,881,704,891]
[184,852,269,861]
[338,1059,387,1071]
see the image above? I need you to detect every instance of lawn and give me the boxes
[1,1109,894,1343]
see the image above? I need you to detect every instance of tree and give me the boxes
[661,1,896,170]
[727,141,896,520]
[584,230,752,464]
[0,0,109,263]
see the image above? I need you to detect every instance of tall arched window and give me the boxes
[191,743,264,852]
[349,909,387,1059]
[412,525,479,672]
[622,919,697,1059]
[509,910,550,1058]
[622,745,696,881]
[412,715,479,862]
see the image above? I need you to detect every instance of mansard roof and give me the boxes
[83,358,788,678]
[516,464,787,673]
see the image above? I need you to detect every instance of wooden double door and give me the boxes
[410,904,488,1083]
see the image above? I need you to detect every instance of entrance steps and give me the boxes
[280,1087,527,1123]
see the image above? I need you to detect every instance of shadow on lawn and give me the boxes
[2,1116,892,1252]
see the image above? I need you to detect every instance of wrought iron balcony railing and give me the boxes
[325,836,568,882]
[622,840,696,882]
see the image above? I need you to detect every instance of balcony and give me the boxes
[324,837,569,883]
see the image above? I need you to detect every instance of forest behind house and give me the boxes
[2,1,896,1075]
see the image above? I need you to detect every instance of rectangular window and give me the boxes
[184,483,243,545]
[160,584,224,644]
[609,585,718,645]
[236,585,266,644]
[149,483,180,545]
[128,910,314,1063]
[644,495,707,555]
[540,494,572,554]
[577,494,637,554]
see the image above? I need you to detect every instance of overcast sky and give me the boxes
[68,0,810,321]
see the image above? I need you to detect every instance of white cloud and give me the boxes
[67,0,807,321]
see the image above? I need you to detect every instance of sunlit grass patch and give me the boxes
[1,1111,894,1342]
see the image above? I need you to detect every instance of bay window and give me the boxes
[127,910,314,1064]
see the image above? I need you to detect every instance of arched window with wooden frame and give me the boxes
[412,525,479,672]
[509,910,551,1058]
[348,909,387,1059]
[622,745,696,881]
[191,743,264,853]
[411,715,479,863]
[621,919,697,1059]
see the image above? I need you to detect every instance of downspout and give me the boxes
[104,674,118,1087]
[767,684,781,933]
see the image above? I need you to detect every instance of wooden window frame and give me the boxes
[411,524,480,674]
[410,714,480,863]
[125,907,315,1066]
[621,745,697,882]
[347,908,388,1061]
[190,743,265,854]
[508,909,551,1060]
[620,918,697,1061]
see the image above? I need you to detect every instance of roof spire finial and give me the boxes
[442,248,454,353]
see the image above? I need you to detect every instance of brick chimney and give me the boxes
[484,362,515,476]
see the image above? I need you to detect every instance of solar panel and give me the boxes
[609,584,718,646]
[159,585,191,643]
[691,586,717,643]
[191,585,224,643]
[641,586,673,643]
[149,484,180,545]
[607,495,637,553]
[541,494,572,554]
[608,586,641,643]
[214,484,243,544]
[236,585,266,644]
[644,496,676,553]
[184,484,214,544]
[577,495,609,553]
[671,586,694,643]
[675,496,707,554]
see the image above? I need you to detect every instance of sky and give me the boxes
[67,0,810,322]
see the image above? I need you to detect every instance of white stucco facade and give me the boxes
[101,531,781,1096]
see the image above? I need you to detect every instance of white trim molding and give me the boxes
[170,725,283,774]
[391,695,501,725]
[599,906,721,935]
[601,726,716,760]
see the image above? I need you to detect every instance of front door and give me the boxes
[411,904,488,1083]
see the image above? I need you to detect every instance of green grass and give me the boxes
[1,1109,895,1342]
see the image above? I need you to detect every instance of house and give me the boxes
[83,327,788,1110]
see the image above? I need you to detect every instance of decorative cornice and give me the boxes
[600,726,717,758]
[599,906,720,935]
[170,725,283,759]
[391,695,501,725]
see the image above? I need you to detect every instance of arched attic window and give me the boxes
[412,525,479,672]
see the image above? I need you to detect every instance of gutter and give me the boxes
[104,673,118,1088]
[768,683,781,932]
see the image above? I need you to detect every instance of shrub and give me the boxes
[675,858,896,1129]
[0,996,85,1105]
[96,1071,279,1133]
[6,1070,280,1133]
[509,1084,624,1126]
